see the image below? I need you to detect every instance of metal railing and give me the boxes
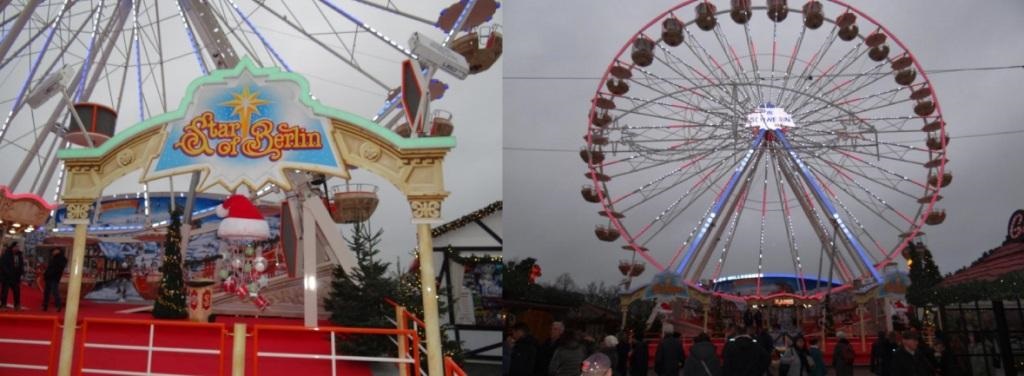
[251,324,420,376]
[76,317,226,375]
[0,313,59,374]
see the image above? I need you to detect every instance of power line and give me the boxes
[504,129,1024,153]
[504,64,1024,81]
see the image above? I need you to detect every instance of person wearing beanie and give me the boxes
[833,331,855,376]
[653,324,684,376]
[581,352,612,376]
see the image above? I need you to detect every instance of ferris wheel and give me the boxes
[581,0,950,300]
[0,0,501,204]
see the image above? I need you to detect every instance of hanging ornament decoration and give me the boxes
[215,194,273,311]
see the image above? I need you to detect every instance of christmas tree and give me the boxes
[324,221,396,356]
[153,208,188,319]
[394,258,466,365]
[906,242,943,307]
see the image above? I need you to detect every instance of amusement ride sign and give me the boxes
[1009,209,1024,242]
[144,59,346,192]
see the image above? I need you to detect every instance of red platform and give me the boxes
[0,284,381,375]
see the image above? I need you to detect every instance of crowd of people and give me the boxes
[504,318,995,376]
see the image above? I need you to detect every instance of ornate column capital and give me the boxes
[62,199,93,225]
[409,195,446,224]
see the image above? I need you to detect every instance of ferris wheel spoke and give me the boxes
[785,42,866,114]
[643,52,741,117]
[754,150,770,295]
[676,26,742,104]
[774,25,808,105]
[630,152,741,249]
[774,129,881,283]
[673,129,766,274]
[350,0,437,27]
[791,82,909,126]
[707,183,749,284]
[604,135,741,172]
[607,137,747,205]
[682,145,764,280]
[0,0,79,145]
[779,22,840,108]
[740,22,766,103]
[773,146,856,284]
[624,70,743,120]
[709,25,759,105]
[654,39,744,114]
[207,1,266,67]
[613,77,739,123]
[691,152,761,282]
[252,1,388,90]
[784,126,922,160]
[798,156,891,264]
[787,132,930,193]
[800,153,918,230]
[769,146,809,295]
[801,158,910,262]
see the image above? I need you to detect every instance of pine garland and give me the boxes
[153,208,188,319]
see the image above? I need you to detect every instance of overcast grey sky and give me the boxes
[504,0,1024,287]
[0,1,501,269]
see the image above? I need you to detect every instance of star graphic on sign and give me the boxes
[223,85,269,119]
[222,86,269,137]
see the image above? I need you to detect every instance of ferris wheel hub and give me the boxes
[746,104,795,131]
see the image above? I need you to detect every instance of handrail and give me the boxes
[384,298,427,328]
[76,317,226,376]
[0,313,59,375]
[252,324,421,376]
[444,356,467,376]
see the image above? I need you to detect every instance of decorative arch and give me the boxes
[57,57,451,220]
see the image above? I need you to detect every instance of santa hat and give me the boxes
[216,194,269,241]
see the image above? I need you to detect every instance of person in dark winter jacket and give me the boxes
[0,243,25,310]
[832,332,855,376]
[683,332,721,376]
[888,330,935,376]
[807,337,827,376]
[870,331,892,376]
[628,330,648,376]
[42,248,67,312]
[653,324,685,376]
[535,322,564,376]
[548,330,586,376]
[722,327,770,376]
[615,331,631,376]
[757,326,775,354]
[508,323,538,376]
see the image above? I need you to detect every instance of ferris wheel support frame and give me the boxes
[9,1,130,192]
[0,0,40,63]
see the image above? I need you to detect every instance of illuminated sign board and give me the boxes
[145,60,345,192]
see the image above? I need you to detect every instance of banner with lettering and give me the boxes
[144,61,345,192]
[644,271,689,300]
